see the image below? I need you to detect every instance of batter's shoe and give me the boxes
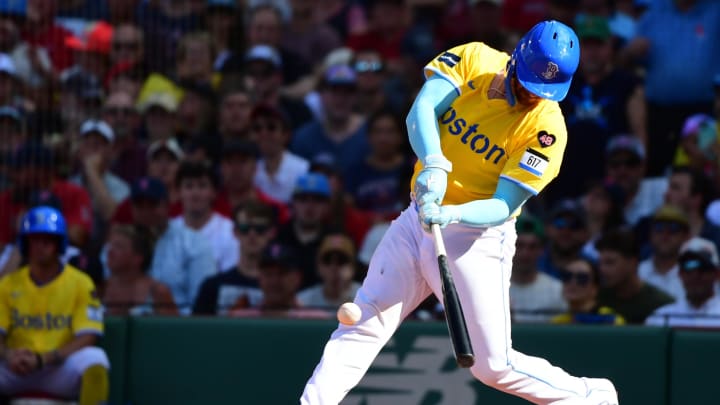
[583,377,619,405]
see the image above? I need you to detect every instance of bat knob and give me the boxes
[457,354,475,368]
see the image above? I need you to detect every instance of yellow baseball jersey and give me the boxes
[0,265,103,353]
[411,42,569,205]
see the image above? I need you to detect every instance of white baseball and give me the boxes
[337,302,362,325]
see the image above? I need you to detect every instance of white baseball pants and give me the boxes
[0,347,109,398]
[301,205,593,404]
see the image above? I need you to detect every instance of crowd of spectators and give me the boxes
[0,0,718,328]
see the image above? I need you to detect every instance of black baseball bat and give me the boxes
[431,224,475,368]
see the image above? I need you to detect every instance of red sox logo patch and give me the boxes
[537,130,556,147]
[541,62,559,80]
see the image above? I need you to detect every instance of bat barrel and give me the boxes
[433,225,476,369]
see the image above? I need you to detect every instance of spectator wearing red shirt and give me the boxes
[22,0,74,72]
[216,139,290,224]
[345,0,408,73]
[0,142,92,248]
[501,0,549,33]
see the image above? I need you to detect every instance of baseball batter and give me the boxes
[0,207,109,404]
[301,21,619,405]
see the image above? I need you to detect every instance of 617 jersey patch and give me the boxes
[519,149,549,177]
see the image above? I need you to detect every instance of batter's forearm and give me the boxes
[449,177,534,227]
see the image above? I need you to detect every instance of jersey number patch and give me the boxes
[519,149,549,177]
[437,52,461,68]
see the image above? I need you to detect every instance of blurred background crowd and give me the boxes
[0,0,719,327]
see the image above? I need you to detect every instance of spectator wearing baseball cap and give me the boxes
[137,90,179,143]
[604,134,668,226]
[129,176,168,208]
[636,204,691,302]
[236,45,313,131]
[232,3,311,86]
[274,173,334,289]
[252,104,310,204]
[63,21,114,104]
[537,199,590,279]
[226,241,309,315]
[673,113,717,173]
[646,237,720,328]
[297,232,362,310]
[290,64,370,177]
[215,139,290,224]
[71,119,130,223]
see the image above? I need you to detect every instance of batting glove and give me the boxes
[414,154,452,206]
[418,202,462,232]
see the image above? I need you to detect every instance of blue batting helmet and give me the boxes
[506,20,580,105]
[18,206,68,256]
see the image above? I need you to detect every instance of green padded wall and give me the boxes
[669,330,720,405]
[126,317,334,405]
[121,318,669,405]
[98,317,129,405]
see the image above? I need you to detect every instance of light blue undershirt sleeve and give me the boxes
[454,177,535,227]
[406,75,459,161]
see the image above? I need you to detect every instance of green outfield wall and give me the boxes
[99,316,717,405]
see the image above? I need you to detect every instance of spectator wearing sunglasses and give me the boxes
[103,91,146,185]
[538,199,591,279]
[637,205,691,301]
[351,49,403,116]
[604,134,667,226]
[192,201,278,315]
[297,233,361,310]
[552,257,625,325]
[510,215,567,323]
[595,228,674,324]
[646,237,720,328]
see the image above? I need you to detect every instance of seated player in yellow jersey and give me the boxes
[0,206,109,404]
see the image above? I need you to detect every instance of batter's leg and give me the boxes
[301,207,432,405]
[418,218,617,405]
